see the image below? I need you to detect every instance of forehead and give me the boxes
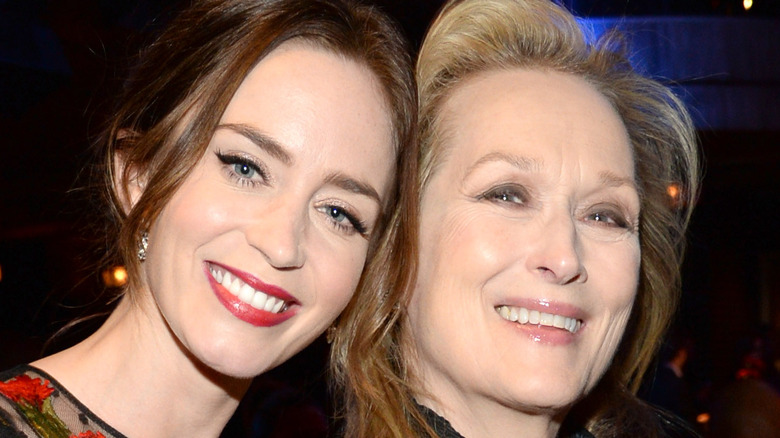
[216,39,396,194]
[223,40,385,116]
[220,40,392,153]
[437,68,633,176]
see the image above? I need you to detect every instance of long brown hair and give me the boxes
[332,0,700,436]
[99,0,416,299]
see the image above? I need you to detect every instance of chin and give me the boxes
[183,336,278,380]
[501,377,584,412]
[198,353,275,381]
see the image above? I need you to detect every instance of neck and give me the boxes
[415,391,565,438]
[32,295,250,438]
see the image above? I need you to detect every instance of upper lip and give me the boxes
[206,261,298,305]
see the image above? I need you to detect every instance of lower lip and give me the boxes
[504,320,579,346]
[205,265,296,327]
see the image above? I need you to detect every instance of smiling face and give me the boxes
[405,69,641,435]
[132,42,394,378]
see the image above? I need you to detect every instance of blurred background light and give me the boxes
[102,266,127,288]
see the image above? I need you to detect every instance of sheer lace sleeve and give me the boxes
[0,365,126,438]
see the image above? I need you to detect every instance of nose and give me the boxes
[525,213,587,285]
[244,201,306,270]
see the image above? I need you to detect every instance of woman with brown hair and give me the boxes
[331,0,700,436]
[0,0,415,436]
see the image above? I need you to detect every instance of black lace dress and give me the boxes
[0,365,126,438]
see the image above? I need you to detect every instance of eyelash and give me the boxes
[318,204,369,237]
[584,207,632,230]
[216,151,268,188]
[478,184,528,206]
[479,184,636,231]
[216,151,369,237]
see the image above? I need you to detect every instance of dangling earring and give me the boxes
[137,231,149,262]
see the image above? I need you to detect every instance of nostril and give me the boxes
[535,263,587,285]
[535,266,557,282]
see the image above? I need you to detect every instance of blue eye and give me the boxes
[233,163,256,179]
[328,207,348,223]
[216,151,267,187]
[319,205,368,236]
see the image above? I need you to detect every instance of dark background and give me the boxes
[1,0,779,436]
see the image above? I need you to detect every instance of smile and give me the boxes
[495,305,582,334]
[208,263,291,313]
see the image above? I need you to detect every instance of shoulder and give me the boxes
[0,365,31,382]
[0,365,44,437]
[0,364,127,438]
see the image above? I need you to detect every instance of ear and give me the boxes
[112,131,148,215]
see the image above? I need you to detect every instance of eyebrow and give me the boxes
[599,171,639,192]
[465,151,542,177]
[324,172,382,206]
[467,151,639,192]
[217,123,293,165]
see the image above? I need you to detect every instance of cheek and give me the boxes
[311,239,368,313]
[585,241,640,381]
[166,198,231,241]
[158,175,240,239]
[418,205,513,294]
[591,235,640,307]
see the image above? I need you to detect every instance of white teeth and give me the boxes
[208,264,289,314]
[495,305,582,334]
[518,307,529,324]
[237,284,254,302]
[251,292,267,310]
[239,283,254,297]
[229,278,242,295]
[263,296,276,312]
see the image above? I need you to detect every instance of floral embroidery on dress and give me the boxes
[71,432,106,438]
[0,375,55,410]
[0,371,106,438]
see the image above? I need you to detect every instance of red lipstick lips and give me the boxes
[205,262,297,327]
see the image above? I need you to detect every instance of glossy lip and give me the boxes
[494,298,586,346]
[205,261,298,327]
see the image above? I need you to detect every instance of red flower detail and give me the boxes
[70,432,107,438]
[0,374,55,410]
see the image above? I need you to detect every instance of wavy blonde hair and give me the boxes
[332,0,700,436]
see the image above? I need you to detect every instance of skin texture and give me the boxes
[139,42,395,379]
[406,68,641,438]
[33,42,395,438]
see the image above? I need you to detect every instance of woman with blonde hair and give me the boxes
[0,0,415,436]
[331,0,699,436]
